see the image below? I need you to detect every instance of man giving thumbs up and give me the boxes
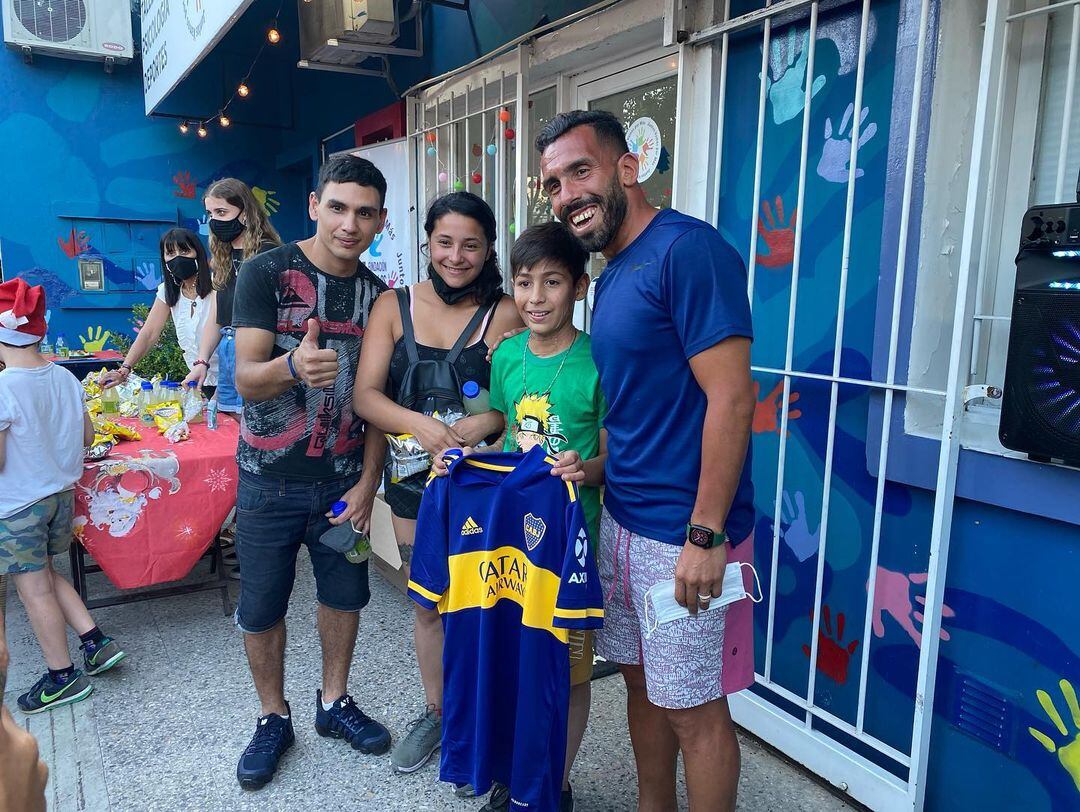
[228,155,393,791]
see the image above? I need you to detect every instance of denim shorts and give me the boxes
[234,470,370,633]
[215,327,242,414]
[0,491,74,575]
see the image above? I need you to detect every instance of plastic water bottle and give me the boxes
[206,398,219,430]
[183,381,204,423]
[100,385,120,416]
[138,381,156,425]
[40,335,52,355]
[56,334,69,359]
[319,501,370,563]
[462,380,490,415]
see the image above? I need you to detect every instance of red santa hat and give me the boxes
[0,278,48,346]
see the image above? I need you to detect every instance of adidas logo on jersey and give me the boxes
[461,517,484,535]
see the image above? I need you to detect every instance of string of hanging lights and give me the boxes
[178,1,284,138]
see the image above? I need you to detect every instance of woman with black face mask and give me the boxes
[102,228,218,394]
[182,177,282,413]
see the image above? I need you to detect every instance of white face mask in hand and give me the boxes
[643,562,763,639]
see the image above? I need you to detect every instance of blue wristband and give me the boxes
[286,349,300,381]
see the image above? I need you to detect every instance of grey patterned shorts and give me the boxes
[596,508,739,710]
[0,491,75,575]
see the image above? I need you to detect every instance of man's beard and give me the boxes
[565,177,628,253]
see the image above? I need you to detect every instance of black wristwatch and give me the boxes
[686,523,727,549]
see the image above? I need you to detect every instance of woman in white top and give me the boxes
[101,228,219,394]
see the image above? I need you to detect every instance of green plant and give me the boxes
[110,303,191,382]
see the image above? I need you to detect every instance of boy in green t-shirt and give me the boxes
[444,221,606,812]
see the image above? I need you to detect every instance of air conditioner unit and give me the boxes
[300,0,398,65]
[2,0,133,64]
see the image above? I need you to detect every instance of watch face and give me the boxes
[688,526,712,548]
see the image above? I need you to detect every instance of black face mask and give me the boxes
[210,216,245,243]
[166,256,199,282]
[428,264,483,305]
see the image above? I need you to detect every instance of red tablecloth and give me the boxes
[73,417,240,589]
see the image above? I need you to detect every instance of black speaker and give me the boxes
[999,203,1080,465]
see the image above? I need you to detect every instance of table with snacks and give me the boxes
[70,371,239,610]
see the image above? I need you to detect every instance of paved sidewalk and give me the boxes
[3,553,855,811]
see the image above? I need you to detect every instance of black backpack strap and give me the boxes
[395,287,420,365]
[446,300,494,364]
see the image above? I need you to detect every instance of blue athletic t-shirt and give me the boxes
[591,207,754,545]
[409,446,603,810]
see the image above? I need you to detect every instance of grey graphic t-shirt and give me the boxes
[232,242,387,480]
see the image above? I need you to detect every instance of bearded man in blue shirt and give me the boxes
[536,110,757,812]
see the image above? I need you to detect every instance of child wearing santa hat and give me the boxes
[0,278,126,714]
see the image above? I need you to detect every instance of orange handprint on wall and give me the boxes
[757,196,797,268]
[58,228,90,259]
[173,171,196,199]
[753,380,802,435]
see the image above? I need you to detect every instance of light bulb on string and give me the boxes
[197,124,208,138]
[219,113,231,127]
[487,144,497,156]
[498,109,511,123]
[267,25,281,44]
[179,121,189,134]
[238,82,250,98]
[438,171,448,184]
[471,172,482,185]
[426,146,437,157]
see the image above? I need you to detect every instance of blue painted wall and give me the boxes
[717,1,1080,808]
[0,10,305,351]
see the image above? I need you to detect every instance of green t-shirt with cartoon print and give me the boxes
[490,329,607,546]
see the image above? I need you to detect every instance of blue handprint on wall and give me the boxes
[780,490,822,563]
[817,103,878,183]
[765,29,827,126]
[135,261,160,290]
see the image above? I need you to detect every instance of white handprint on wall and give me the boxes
[816,103,878,184]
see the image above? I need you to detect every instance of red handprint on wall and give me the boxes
[757,196,797,268]
[58,228,90,258]
[173,171,196,199]
[803,605,859,685]
[753,380,802,435]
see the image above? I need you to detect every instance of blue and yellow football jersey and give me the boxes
[408,445,604,811]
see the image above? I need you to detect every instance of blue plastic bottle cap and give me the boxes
[186,381,196,388]
[462,380,480,398]
[330,500,348,517]
[141,381,153,390]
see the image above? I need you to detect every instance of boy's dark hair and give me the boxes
[316,155,387,207]
[510,221,590,282]
[534,109,630,157]
[159,227,213,307]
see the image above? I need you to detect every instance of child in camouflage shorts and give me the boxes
[0,279,126,714]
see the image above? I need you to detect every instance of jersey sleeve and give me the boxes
[553,489,604,630]
[408,466,451,611]
[662,227,753,360]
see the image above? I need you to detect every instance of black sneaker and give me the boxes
[81,637,126,675]
[17,670,93,714]
[314,690,391,754]
[479,782,510,812]
[236,706,295,790]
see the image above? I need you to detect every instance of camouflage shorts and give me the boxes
[0,491,75,575]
